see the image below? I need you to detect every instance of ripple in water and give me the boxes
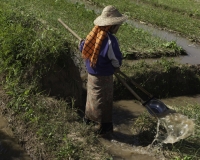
[154,113,195,144]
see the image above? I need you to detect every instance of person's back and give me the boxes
[80,32,122,76]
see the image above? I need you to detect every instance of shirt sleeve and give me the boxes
[107,36,120,68]
[79,40,85,52]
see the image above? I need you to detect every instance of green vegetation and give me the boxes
[85,0,200,43]
[140,0,200,19]
[0,3,110,159]
[116,58,200,99]
[0,0,200,160]
[1,0,185,59]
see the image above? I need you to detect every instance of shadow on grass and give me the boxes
[0,130,30,160]
[112,105,139,126]
[164,139,200,159]
[114,64,200,101]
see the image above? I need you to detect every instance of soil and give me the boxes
[0,85,32,160]
[0,60,199,160]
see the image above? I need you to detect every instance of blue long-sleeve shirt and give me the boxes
[80,32,123,76]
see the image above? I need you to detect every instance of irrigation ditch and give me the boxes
[0,0,200,159]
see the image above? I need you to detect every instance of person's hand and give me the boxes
[114,67,120,73]
[78,39,85,49]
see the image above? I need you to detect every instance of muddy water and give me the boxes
[99,100,160,160]
[0,116,31,160]
[155,113,195,144]
[100,95,200,160]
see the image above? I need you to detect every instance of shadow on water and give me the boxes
[111,101,157,146]
[0,114,31,160]
[113,104,139,126]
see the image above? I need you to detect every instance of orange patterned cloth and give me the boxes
[82,25,111,67]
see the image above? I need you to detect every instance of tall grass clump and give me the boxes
[0,9,70,92]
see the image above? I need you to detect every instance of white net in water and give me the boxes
[155,113,195,144]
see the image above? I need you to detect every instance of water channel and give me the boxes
[0,1,199,159]
[101,95,200,160]
[128,20,200,65]
[73,1,200,159]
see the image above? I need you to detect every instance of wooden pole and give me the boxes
[58,18,82,41]
[118,70,153,97]
[114,73,144,103]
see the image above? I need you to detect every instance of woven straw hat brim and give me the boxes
[94,15,127,26]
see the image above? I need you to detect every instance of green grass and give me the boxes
[0,4,111,159]
[0,0,200,160]
[84,0,200,43]
[1,0,185,59]
[140,0,200,19]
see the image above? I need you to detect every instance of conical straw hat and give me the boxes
[94,5,127,26]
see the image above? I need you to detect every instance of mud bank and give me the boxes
[0,117,31,160]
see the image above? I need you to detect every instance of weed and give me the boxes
[86,0,200,43]
[1,1,200,160]
[0,6,110,159]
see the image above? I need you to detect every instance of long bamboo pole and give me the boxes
[114,73,145,103]
[118,70,153,98]
[58,18,82,41]
[57,18,159,117]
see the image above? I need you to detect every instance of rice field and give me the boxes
[0,0,200,159]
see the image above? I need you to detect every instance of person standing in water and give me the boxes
[79,5,127,135]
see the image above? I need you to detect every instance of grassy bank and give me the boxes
[0,4,110,159]
[1,0,185,59]
[114,59,200,100]
[84,0,200,43]
[0,0,200,160]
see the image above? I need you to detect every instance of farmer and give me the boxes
[79,5,127,134]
